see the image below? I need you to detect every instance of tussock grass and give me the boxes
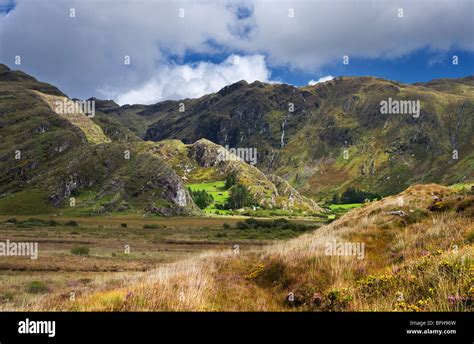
[18,184,474,312]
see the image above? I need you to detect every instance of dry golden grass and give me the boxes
[33,91,110,144]
[12,184,474,312]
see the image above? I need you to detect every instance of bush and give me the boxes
[143,224,160,229]
[358,274,398,296]
[254,260,292,289]
[215,203,228,210]
[222,223,231,229]
[236,222,249,230]
[225,172,237,189]
[0,291,15,302]
[333,187,380,204]
[466,231,474,244]
[70,246,89,256]
[188,189,214,209]
[26,281,49,294]
[18,218,49,227]
[244,218,259,228]
[404,209,429,225]
[429,200,448,212]
[236,218,310,232]
[324,289,353,311]
[272,218,290,228]
[65,220,79,227]
[47,219,60,227]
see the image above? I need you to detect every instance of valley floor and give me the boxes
[0,183,472,312]
[0,215,322,310]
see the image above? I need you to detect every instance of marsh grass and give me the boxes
[7,184,474,312]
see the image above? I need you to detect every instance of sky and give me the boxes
[0,0,473,105]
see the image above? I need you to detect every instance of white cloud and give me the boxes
[0,0,238,100]
[308,75,334,86]
[115,54,271,105]
[0,0,472,103]
[239,0,474,70]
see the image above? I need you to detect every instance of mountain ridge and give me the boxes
[94,72,473,200]
[0,66,320,215]
[1,63,472,208]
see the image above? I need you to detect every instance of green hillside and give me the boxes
[95,76,473,201]
[0,64,320,216]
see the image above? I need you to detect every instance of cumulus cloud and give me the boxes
[308,75,334,86]
[0,0,238,100]
[240,0,474,69]
[0,0,472,103]
[115,54,271,105]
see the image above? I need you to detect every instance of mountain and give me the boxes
[0,64,318,215]
[100,76,474,201]
[0,64,200,216]
[1,63,472,214]
[146,138,319,211]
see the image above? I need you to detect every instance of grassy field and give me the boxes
[16,183,471,312]
[328,203,363,210]
[187,181,230,215]
[0,190,57,215]
[324,203,364,221]
[0,184,471,312]
[0,215,322,310]
[449,182,474,192]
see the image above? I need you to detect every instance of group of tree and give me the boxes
[188,188,214,209]
[332,187,381,204]
[226,183,255,209]
[224,172,255,209]
[189,172,255,210]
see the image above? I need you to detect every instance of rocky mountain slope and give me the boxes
[0,64,199,216]
[0,64,318,215]
[141,138,319,211]
[101,76,474,200]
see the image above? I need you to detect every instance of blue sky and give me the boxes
[180,46,474,85]
[0,0,473,104]
[0,0,14,14]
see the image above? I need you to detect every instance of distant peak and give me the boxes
[87,97,119,105]
[193,138,216,146]
[217,80,248,96]
[87,97,120,112]
[0,64,11,72]
[0,64,37,83]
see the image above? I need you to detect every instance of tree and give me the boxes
[225,172,237,189]
[188,188,214,209]
[226,184,254,209]
[340,187,380,203]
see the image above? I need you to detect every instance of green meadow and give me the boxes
[187,181,230,215]
[328,203,363,210]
